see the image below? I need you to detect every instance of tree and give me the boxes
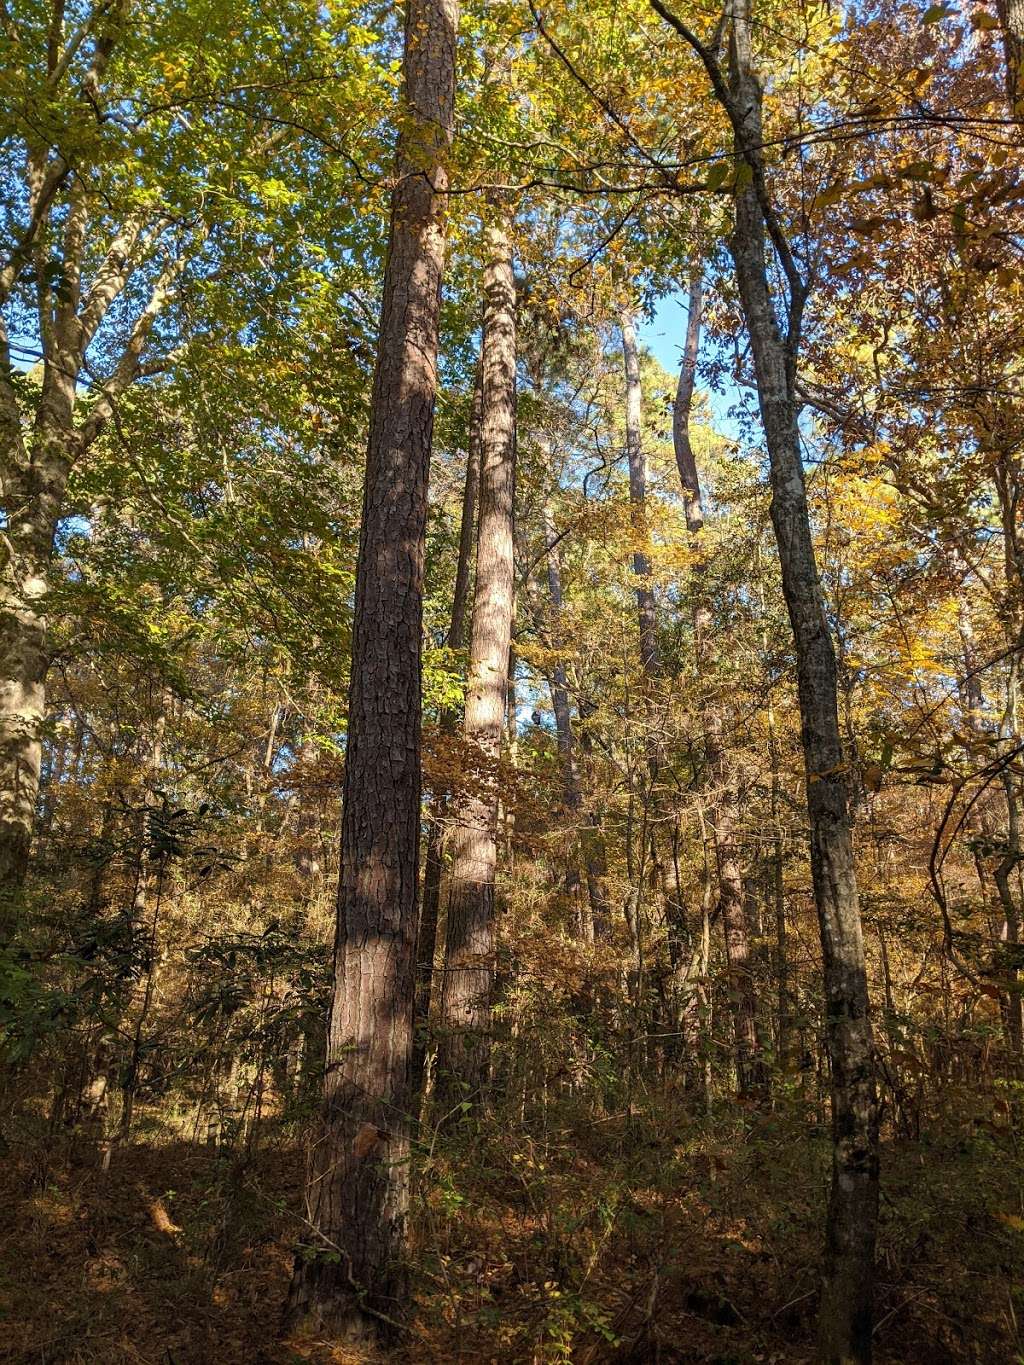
[0,0,372,926]
[436,203,517,1103]
[649,0,879,1354]
[285,0,460,1341]
[672,279,763,1094]
[414,357,482,1094]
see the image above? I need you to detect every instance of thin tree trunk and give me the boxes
[435,205,517,1105]
[723,6,879,1354]
[412,361,482,1094]
[620,313,660,679]
[284,0,459,1340]
[768,690,789,1064]
[672,278,763,1093]
[502,638,519,863]
[673,277,705,535]
[449,362,484,655]
[542,500,595,939]
[577,697,612,937]
[996,759,1023,1059]
[620,311,666,1041]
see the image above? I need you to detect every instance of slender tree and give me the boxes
[672,279,762,1092]
[436,206,517,1102]
[541,499,611,940]
[413,361,482,1093]
[650,1,879,1355]
[620,314,660,679]
[285,0,460,1340]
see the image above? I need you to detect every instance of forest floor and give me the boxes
[2,1085,1021,1364]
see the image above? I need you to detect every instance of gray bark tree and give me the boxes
[649,1,879,1356]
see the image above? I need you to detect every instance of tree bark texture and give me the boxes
[413,362,482,1094]
[997,0,1024,111]
[435,208,517,1104]
[725,6,879,1357]
[285,0,459,1341]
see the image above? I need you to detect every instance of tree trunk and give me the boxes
[0,423,72,932]
[284,0,459,1340]
[768,691,789,1065]
[543,500,605,940]
[577,697,612,939]
[997,0,1024,112]
[673,277,705,535]
[725,5,878,1355]
[412,361,482,1095]
[435,206,517,1105]
[672,279,763,1093]
[620,314,660,678]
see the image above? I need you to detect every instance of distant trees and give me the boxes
[2,2,1023,1361]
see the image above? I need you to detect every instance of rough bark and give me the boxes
[997,0,1024,112]
[435,207,517,1104]
[284,0,459,1340]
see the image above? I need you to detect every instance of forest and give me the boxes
[1,0,1022,1362]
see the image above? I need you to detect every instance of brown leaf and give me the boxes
[353,1122,386,1160]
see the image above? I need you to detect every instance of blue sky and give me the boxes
[637,291,691,375]
[638,290,747,444]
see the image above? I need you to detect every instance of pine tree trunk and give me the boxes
[436,207,517,1104]
[284,0,459,1340]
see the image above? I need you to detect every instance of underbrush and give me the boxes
[2,1083,1021,1363]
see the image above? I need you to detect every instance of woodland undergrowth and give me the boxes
[2,1078,1020,1364]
